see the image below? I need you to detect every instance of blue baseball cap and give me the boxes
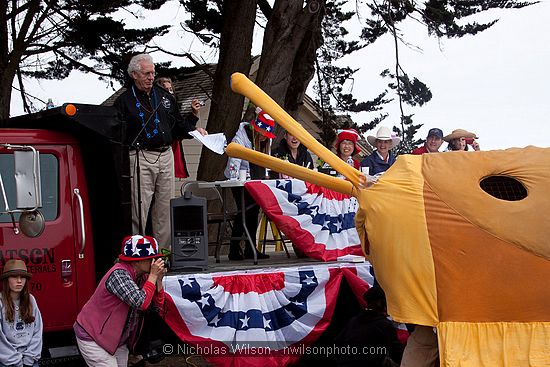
[427,128,443,139]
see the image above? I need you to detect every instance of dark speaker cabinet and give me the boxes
[170,193,208,271]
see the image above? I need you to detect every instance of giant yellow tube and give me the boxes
[226,143,353,195]
[230,72,362,188]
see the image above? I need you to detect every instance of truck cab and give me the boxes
[1,129,97,331]
[0,104,132,359]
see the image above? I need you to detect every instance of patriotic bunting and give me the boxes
[245,179,364,261]
[163,263,375,367]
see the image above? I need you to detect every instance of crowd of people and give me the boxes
[108,52,482,266]
[109,55,480,366]
[1,52,485,366]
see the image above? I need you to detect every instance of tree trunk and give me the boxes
[0,77,14,121]
[244,0,325,147]
[197,0,257,181]
[255,0,325,110]
[0,0,11,121]
[0,0,41,120]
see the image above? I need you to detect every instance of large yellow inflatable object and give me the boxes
[228,73,550,366]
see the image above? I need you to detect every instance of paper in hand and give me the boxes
[189,130,227,155]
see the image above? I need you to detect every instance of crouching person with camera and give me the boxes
[74,235,167,367]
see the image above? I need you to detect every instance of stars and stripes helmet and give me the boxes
[119,235,163,262]
[252,107,277,139]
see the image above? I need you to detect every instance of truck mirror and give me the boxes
[14,150,42,209]
[19,210,45,238]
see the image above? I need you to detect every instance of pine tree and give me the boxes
[314,0,534,153]
[1,0,171,120]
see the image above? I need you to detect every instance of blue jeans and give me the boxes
[0,362,39,367]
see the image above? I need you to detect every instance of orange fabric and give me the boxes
[422,148,550,260]
[361,155,438,326]
[438,322,550,366]
[424,184,550,322]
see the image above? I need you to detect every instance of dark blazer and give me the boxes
[360,151,397,175]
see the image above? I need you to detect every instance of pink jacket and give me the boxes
[76,262,160,354]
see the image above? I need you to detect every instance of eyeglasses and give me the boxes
[136,70,156,78]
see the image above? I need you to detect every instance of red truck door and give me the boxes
[0,138,94,332]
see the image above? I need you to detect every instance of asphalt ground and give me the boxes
[142,355,212,367]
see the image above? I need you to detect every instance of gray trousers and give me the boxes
[129,149,174,250]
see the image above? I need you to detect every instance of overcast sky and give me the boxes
[10,1,549,150]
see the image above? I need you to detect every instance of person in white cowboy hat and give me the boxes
[0,259,43,367]
[443,129,480,151]
[74,235,167,367]
[360,126,402,176]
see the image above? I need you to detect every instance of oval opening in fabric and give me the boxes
[480,175,527,201]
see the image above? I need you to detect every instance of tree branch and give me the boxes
[9,0,41,75]
[16,67,31,113]
[12,84,46,104]
[6,0,32,20]
[52,49,114,78]
[257,0,273,19]
[145,45,215,78]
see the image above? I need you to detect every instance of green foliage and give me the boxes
[381,69,433,107]
[5,0,536,127]
[393,114,423,154]
[7,0,171,84]
[313,0,394,146]
[349,0,534,153]
[179,0,223,46]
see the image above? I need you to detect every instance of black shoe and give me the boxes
[244,251,270,260]
[228,252,244,261]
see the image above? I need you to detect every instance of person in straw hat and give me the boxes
[0,259,43,367]
[443,129,480,151]
[74,235,167,366]
[360,126,402,176]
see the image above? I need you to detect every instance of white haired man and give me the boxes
[114,54,207,250]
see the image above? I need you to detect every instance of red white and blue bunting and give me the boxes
[163,262,375,366]
[245,179,364,261]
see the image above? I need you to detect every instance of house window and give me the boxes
[0,154,58,222]
[480,175,527,201]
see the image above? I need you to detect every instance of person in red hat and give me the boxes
[335,129,361,170]
[74,235,166,366]
[0,259,43,367]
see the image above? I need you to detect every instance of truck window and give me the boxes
[0,153,58,222]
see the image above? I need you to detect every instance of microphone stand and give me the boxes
[130,96,164,235]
